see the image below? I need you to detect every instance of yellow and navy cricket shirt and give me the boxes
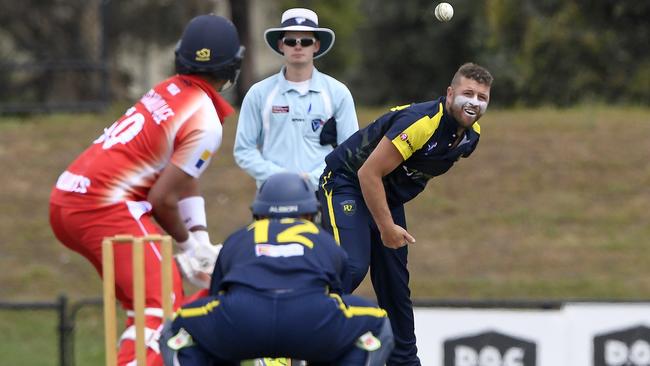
[209,218,348,294]
[324,96,480,207]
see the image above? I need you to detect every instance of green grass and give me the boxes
[1,105,650,362]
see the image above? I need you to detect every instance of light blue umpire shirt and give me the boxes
[234,66,359,190]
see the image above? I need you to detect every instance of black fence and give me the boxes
[0,295,101,366]
[0,0,110,114]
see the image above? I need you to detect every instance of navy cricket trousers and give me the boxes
[319,171,420,366]
[168,286,388,365]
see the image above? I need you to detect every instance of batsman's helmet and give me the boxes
[251,173,319,218]
[175,14,245,86]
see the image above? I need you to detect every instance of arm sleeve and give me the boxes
[386,103,444,160]
[385,113,429,161]
[334,87,359,145]
[171,109,222,178]
[233,88,286,185]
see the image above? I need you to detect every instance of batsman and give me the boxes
[318,63,493,365]
[49,15,244,365]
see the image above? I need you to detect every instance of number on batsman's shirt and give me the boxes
[51,74,231,209]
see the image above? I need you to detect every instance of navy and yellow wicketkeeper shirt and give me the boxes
[209,218,347,294]
[324,96,480,207]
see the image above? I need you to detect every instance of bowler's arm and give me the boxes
[357,137,415,249]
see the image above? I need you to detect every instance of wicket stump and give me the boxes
[102,234,174,366]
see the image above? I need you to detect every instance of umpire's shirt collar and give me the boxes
[277,66,325,95]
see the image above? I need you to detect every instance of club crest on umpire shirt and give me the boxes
[311,118,324,132]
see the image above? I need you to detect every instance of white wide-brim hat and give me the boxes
[264,8,335,59]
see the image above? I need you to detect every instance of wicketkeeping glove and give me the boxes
[175,231,222,288]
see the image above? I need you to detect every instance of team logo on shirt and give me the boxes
[400,133,409,141]
[272,106,290,113]
[340,200,356,216]
[195,150,211,169]
[311,118,324,132]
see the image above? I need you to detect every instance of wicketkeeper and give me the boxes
[160,173,394,365]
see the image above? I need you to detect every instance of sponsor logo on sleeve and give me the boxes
[195,150,212,169]
[443,330,537,366]
[594,325,650,366]
[398,133,414,152]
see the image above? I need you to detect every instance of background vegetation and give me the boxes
[1,0,648,107]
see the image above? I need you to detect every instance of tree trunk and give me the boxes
[229,0,253,106]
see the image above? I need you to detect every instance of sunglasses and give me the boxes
[282,37,316,47]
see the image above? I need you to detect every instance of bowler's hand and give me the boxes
[380,224,416,249]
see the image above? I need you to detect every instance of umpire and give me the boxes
[160,172,394,365]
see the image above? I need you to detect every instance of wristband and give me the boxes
[178,196,207,230]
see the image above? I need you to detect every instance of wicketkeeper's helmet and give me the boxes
[251,173,319,218]
[175,14,245,86]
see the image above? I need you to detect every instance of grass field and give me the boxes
[1,105,649,363]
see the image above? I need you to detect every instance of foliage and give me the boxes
[353,0,485,106]
[1,0,648,109]
[0,0,220,106]
[351,0,650,106]
[482,0,650,106]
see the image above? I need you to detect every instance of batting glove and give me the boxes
[175,231,222,288]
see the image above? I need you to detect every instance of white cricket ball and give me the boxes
[434,2,454,22]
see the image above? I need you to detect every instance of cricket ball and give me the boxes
[434,2,454,22]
